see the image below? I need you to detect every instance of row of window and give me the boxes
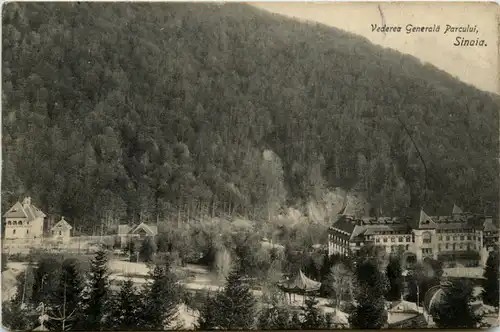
[438,235,477,241]
[4,220,26,226]
[438,243,476,251]
[375,236,412,244]
[6,229,29,235]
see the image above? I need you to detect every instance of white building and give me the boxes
[3,197,46,240]
[328,203,498,267]
[51,216,73,243]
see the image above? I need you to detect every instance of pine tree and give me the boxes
[109,279,143,330]
[482,249,499,307]
[80,247,112,330]
[196,293,220,330]
[349,259,388,329]
[430,280,483,328]
[1,300,36,331]
[47,259,84,331]
[207,267,257,329]
[257,288,292,329]
[300,296,326,329]
[139,236,155,262]
[139,260,181,329]
[386,255,403,301]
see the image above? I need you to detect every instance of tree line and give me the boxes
[3,244,498,330]
[2,2,499,233]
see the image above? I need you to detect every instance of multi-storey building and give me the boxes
[3,197,46,240]
[328,203,498,266]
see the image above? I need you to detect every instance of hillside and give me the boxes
[2,3,498,231]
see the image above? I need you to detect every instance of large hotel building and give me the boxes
[328,203,498,266]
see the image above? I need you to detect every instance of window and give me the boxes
[26,230,29,234]
[383,238,388,243]
[446,236,450,241]
[398,237,403,242]
[423,232,432,244]
[406,236,411,242]
[459,244,464,250]
[406,244,409,250]
[460,236,464,241]
[453,236,458,241]
[445,244,449,249]
[391,237,395,243]
[7,221,11,225]
[13,229,16,235]
[376,238,380,243]
[59,231,62,236]
[467,235,472,240]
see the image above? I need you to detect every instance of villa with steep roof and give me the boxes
[51,216,73,244]
[328,203,498,266]
[117,222,158,248]
[3,197,46,240]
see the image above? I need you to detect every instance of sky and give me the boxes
[251,2,498,94]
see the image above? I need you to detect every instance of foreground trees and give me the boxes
[348,259,388,329]
[482,249,499,307]
[430,280,483,328]
[197,267,257,329]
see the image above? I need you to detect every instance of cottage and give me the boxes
[3,197,46,240]
[117,222,158,248]
[51,217,73,243]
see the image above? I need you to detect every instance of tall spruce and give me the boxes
[207,267,257,329]
[109,278,143,330]
[300,296,326,329]
[430,280,483,328]
[349,259,388,329]
[482,249,499,307]
[139,260,181,329]
[47,259,83,331]
[80,247,112,330]
[257,288,293,329]
[386,255,403,301]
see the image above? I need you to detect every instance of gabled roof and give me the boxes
[122,222,158,236]
[483,219,498,232]
[3,198,46,221]
[452,204,464,214]
[131,222,158,236]
[51,217,72,231]
[417,210,438,229]
[3,202,28,218]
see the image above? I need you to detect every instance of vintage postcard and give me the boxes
[1,1,499,330]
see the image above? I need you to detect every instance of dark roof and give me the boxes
[331,216,357,234]
[3,198,46,220]
[417,210,438,229]
[278,270,321,292]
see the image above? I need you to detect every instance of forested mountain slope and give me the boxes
[2,3,498,230]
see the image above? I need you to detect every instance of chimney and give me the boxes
[22,196,31,207]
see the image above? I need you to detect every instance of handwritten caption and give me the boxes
[370,24,487,47]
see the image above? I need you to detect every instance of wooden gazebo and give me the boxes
[277,270,321,303]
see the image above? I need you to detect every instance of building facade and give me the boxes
[117,222,158,248]
[51,216,73,244]
[328,204,498,266]
[3,197,46,240]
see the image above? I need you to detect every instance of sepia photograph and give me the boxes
[1,1,499,330]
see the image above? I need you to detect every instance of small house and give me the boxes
[117,222,158,248]
[51,217,73,243]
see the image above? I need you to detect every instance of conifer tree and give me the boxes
[196,293,220,330]
[386,255,403,301]
[257,288,292,329]
[109,279,143,330]
[349,259,388,329]
[47,259,83,331]
[80,247,112,330]
[1,300,35,331]
[206,267,257,329]
[482,249,499,307]
[430,280,483,328]
[300,296,326,329]
[139,259,181,329]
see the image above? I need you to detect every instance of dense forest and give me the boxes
[2,3,499,232]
